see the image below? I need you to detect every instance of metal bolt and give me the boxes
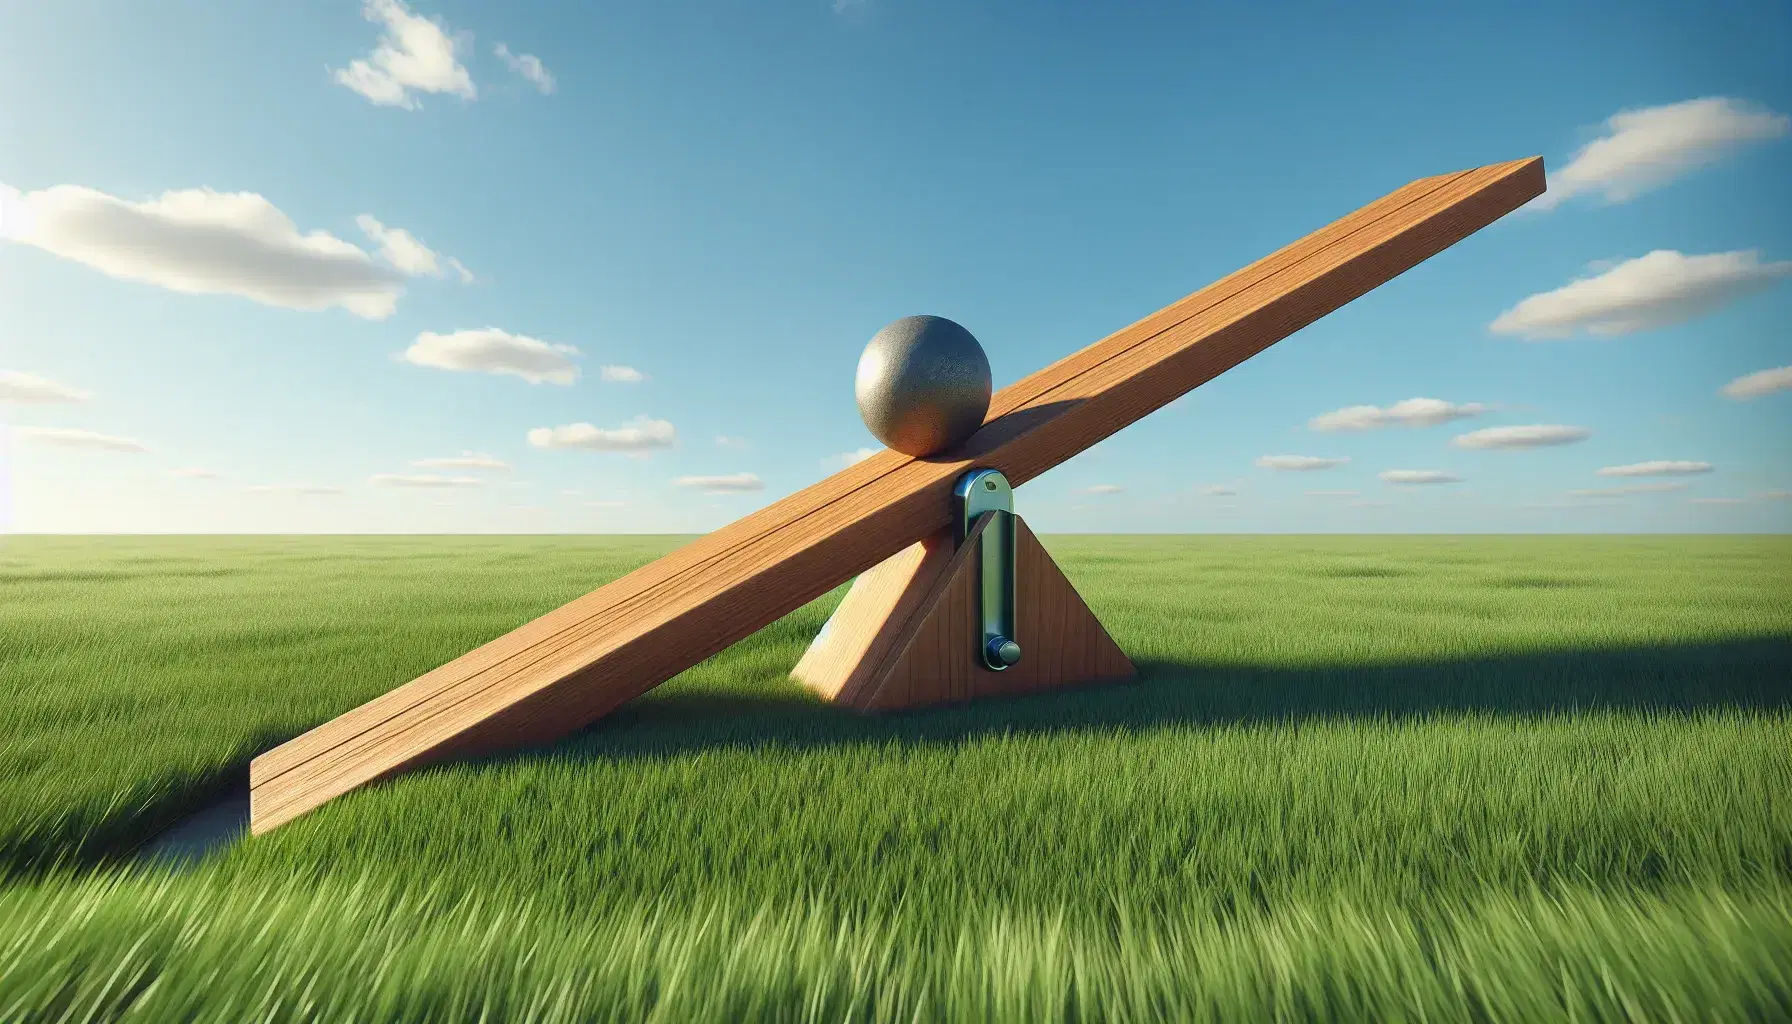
[986,635,1021,667]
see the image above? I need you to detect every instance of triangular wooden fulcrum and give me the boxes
[793,512,1135,712]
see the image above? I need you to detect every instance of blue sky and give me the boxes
[1,0,1788,534]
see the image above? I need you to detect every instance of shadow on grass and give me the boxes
[511,635,1792,768]
[6,753,272,883]
[91,634,1789,873]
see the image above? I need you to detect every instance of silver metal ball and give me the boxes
[855,315,992,457]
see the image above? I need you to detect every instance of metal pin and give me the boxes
[953,469,1020,671]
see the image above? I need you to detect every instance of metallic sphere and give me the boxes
[855,315,992,457]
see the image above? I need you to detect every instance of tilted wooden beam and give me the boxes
[250,156,1546,833]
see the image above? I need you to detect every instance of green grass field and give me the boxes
[1,534,1788,1021]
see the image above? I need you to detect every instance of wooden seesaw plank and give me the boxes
[250,156,1545,833]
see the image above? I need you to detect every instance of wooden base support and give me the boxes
[792,513,1135,711]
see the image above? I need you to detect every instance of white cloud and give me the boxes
[1452,425,1590,449]
[1721,365,1792,399]
[401,328,580,384]
[355,215,469,280]
[371,472,485,488]
[0,370,90,404]
[1079,484,1123,495]
[1523,499,1620,510]
[410,451,510,471]
[169,467,220,479]
[1309,398,1490,432]
[1378,470,1464,485]
[0,182,38,240]
[1688,497,1745,505]
[1256,455,1349,471]
[675,473,765,493]
[585,499,628,508]
[600,365,645,383]
[247,483,343,495]
[14,426,148,453]
[1569,482,1691,497]
[716,436,749,449]
[1597,460,1713,477]
[1200,484,1237,496]
[1489,250,1792,339]
[3,184,405,318]
[824,447,880,469]
[1534,98,1789,209]
[1305,489,1359,497]
[528,416,676,453]
[334,0,475,110]
[493,43,555,94]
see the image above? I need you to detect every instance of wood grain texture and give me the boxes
[789,534,954,706]
[801,514,1135,713]
[249,156,1545,834]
